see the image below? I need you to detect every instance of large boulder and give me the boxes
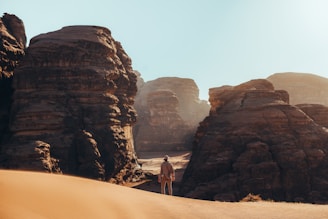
[180,79,328,203]
[0,26,142,183]
[0,13,26,144]
[133,76,209,151]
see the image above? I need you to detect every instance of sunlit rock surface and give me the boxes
[134,76,209,151]
[297,104,328,128]
[267,72,328,106]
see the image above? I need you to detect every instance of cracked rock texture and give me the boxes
[180,79,328,204]
[0,13,26,145]
[1,25,142,183]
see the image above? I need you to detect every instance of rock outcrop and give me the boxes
[0,13,26,145]
[134,76,209,151]
[180,79,328,204]
[297,104,328,128]
[0,26,142,183]
[267,72,328,105]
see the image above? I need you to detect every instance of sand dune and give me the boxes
[1,170,328,219]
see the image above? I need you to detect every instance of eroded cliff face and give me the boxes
[180,79,328,204]
[0,13,26,144]
[133,76,209,151]
[267,72,328,105]
[1,26,142,183]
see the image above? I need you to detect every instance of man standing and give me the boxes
[158,155,175,195]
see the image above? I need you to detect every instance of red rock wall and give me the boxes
[297,104,328,128]
[180,79,328,204]
[1,26,141,183]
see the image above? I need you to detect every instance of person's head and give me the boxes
[164,155,169,161]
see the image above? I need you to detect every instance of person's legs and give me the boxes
[168,180,173,195]
[161,179,166,194]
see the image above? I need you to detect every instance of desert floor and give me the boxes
[1,151,328,219]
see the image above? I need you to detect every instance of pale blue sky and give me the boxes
[2,0,328,99]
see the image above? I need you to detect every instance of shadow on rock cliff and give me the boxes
[179,79,328,204]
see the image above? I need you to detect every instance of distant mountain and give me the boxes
[267,72,328,106]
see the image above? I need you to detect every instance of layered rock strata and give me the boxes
[297,104,328,128]
[0,13,26,145]
[1,26,142,183]
[134,76,209,151]
[180,79,328,203]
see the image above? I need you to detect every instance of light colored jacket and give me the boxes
[160,161,174,180]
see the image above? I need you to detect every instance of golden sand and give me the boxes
[1,170,328,219]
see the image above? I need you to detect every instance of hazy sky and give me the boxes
[1,0,328,99]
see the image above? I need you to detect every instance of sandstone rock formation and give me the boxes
[180,79,328,204]
[0,25,142,183]
[0,13,26,145]
[297,104,328,128]
[133,76,209,151]
[267,72,328,105]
